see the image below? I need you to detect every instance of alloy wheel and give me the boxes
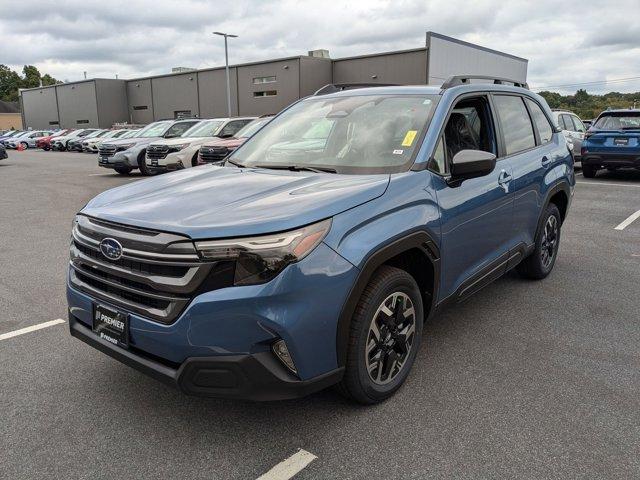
[365,292,416,385]
[540,215,558,269]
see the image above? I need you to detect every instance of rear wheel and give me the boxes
[114,166,132,175]
[582,164,597,178]
[517,203,561,280]
[20,142,28,149]
[337,265,423,404]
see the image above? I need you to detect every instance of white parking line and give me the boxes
[257,450,317,480]
[615,210,640,231]
[576,181,640,189]
[0,319,66,341]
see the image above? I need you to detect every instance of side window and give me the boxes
[165,122,196,138]
[525,98,553,143]
[571,115,586,133]
[560,114,573,131]
[493,95,535,155]
[429,136,447,174]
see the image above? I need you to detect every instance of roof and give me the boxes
[0,100,20,113]
[598,109,640,114]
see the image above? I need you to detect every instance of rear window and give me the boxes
[525,99,553,143]
[494,95,536,155]
[594,112,640,130]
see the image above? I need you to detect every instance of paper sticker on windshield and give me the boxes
[393,149,404,155]
[402,130,418,147]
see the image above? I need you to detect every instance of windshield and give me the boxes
[136,121,172,138]
[594,112,640,130]
[181,120,224,138]
[85,130,105,139]
[230,94,438,174]
[235,117,272,138]
[51,130,67,137]
[122,129,140,138]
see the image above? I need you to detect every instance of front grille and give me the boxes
[98,144,117,157]
[199,146,229,163]
[147,145,170,160]
[69,215,234,324]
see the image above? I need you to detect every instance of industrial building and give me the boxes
[19,32,528,130]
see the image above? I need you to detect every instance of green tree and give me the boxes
[0,64,22,102]
[21,65,42,89]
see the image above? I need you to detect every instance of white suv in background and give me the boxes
[145,117,255,172]
[81,129,130,152]
[552,109,587,165]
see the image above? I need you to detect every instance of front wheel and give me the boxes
[137,150,156,176]
[20,142,28,149]
[582,164,597,178]
[517,204,561,280]
[114,166,132,175]
[337,265,423,404]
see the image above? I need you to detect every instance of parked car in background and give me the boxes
[581,109,640,178]
[82,129,129,153]
[0,130,23,145]
[37,129,73,150]
[117,129,140,139]
[53,129,99,151]
[98,119,200,175]
[67,79,573,403]
[552,109,586,165]
[198,116,273,165]
[69,130,107,152]
[145,117,255,172]
[582,119,593,129]
[6,130,54,149]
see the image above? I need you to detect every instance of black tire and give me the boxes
[191,152,199,167]
[43,146,50,151]
[337,265,423,404]
[114,166,132,175]
[582,164,597,178]
[137,150,156,176]
[517,203,561,280]
[20,142,28,150]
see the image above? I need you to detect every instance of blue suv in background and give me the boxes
[581,109,640,178]
[67,76,574,404]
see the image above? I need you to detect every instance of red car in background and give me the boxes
[37,129,73,150]
[197,116,273,165]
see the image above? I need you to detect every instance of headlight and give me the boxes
[169,143,190,152]
[117,143,136,151]
[195,218,331,285]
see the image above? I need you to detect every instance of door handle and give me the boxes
[541,156,551,167]
[498,170,512,192]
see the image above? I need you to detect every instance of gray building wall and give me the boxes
[126,79,154,124]
[20,87,59,129]
[299,56,332,96]
[95,79,128,127]
[151,73,200,120]
[197,68,239,118]
[426,32,528,84]
[56,81,99,128]
[332,49,428,85]
[237,58,301,117]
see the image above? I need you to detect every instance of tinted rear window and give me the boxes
[494,95,535,155]
[594,113,640,130]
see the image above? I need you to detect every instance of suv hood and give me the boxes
[150,137,217,147]
[82,166,390,239]
[102,136,160,148]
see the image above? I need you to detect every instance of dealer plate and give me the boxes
[93,303,129,347]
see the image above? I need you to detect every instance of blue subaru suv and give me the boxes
[67,77,574,404]
[581,109,640,178]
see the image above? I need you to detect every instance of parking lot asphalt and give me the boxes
[1,150,639,479]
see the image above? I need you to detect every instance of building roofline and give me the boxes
[19,78,124,93]
[426,31,528,63]
[331,47,427,62]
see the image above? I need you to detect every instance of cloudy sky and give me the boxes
[2,0,639,94]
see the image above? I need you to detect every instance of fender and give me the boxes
[539,179,571,227]
[335,230,440,367]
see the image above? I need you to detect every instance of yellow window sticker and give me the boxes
[402,130,418,147]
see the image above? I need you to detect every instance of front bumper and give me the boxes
[146,151,189,172]
[582,153,640,169]
[67,241,358,400]
[98,151,136,169]
[69,314,343,401]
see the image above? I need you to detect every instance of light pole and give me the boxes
[213,31,238,118]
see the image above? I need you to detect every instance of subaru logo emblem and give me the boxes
[99,237,123,261]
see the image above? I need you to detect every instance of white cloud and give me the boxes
[1,0,639,94]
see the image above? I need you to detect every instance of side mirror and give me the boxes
[449,150,496,181]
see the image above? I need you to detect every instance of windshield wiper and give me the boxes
[225,158,246,168]
[253,164,337,173]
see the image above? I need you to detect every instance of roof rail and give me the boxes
[441,75,529,90]
[313,83,398,96]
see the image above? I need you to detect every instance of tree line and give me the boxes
[538,89,640,120]
[0,65,61,103]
